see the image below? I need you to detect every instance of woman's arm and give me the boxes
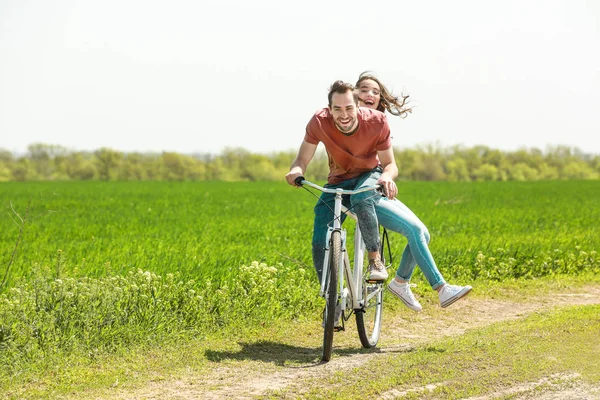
[377,147,399,199]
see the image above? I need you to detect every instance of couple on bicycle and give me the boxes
[285,72,472,313]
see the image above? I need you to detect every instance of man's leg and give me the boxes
[312,182,354,284]
[312,191,334,284]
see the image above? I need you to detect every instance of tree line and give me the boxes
[0,143,598,182]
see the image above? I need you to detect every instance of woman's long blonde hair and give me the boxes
[355,71,412,118]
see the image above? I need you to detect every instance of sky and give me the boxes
[1,0,599,156]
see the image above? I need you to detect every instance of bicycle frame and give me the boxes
[299,180,379,311]
[296,177,386,359]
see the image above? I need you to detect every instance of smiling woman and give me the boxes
[355,71,413,118]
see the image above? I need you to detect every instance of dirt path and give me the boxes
[114,285,600,399]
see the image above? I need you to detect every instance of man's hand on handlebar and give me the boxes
[285,168,304,186]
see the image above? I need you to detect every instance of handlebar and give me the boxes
[294,176,383,196]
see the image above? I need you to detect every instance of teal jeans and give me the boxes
[311,168,445,289]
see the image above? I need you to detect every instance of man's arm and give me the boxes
[377,147,399,199]
[285,140,318,186]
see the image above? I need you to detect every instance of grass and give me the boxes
[282,304,600,399]
[0,180,599,398]
[1,180,599,284]
[0,262,319,378]
[2,274,599,399]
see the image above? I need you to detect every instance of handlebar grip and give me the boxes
[294,176,305,186]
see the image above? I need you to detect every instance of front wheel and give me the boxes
[322,230,341,362]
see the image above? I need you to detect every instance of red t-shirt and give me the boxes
[304,107,392,184]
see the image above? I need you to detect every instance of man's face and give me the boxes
[329,91,359,134]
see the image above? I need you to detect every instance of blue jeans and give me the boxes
[312,169,445,289]
[312,168,382,283]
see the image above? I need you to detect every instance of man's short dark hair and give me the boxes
[328,80,358,107]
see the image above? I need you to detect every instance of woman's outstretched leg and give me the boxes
[375,197,471,310]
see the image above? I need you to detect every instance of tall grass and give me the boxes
[0,261,318,375]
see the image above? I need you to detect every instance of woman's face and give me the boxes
[357,79,381,110]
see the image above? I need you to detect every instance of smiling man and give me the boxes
[286,80,472,318]
[286,80,397,283]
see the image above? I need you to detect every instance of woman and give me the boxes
[354,71,471,311]
[355,71,412,118]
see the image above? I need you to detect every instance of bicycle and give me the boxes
[295,177,391,362]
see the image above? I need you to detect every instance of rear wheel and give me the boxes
[356,232,386,348]
[355,282,383,347]
[322,230,341,362]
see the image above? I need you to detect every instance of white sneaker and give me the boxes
[387,280,422,312]
[438,284,472,308]
[368,259,389,281]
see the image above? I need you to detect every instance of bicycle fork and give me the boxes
[319,230,363,311]
[319,189,369,310]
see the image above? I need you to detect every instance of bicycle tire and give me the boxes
[322,230,340,362]
[355,282,383,348]
[355,241,385,348]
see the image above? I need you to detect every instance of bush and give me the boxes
[0,262,319,374]
[449,248,599,281]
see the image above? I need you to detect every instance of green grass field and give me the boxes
[1,180,599,398]
[2,180,599,284]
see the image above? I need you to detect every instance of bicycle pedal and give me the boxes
[333,326,345,332]
[366,279,384,284]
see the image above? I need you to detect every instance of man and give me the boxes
[286,80,394,282]
[286,80,472,312]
